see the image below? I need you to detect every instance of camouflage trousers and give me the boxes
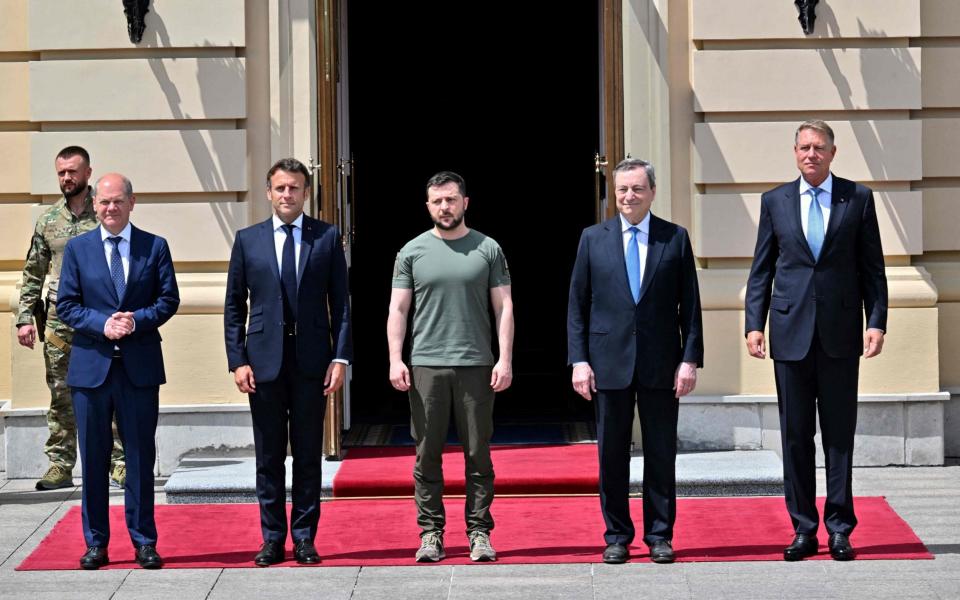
[43,314,125,471]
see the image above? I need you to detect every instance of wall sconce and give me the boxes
[795,0,819,35]
[123,0,151,44]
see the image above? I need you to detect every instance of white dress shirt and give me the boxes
[100,222,132,283]
[272,213,303,279]
[620,211,650,287]
[799,173,833,238]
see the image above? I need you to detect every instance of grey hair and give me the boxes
[795,119,835,146]
[612,158,656,189]
[94,174,134,198]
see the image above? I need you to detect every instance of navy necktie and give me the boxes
[108,236,126,299]
[626,226,641,303]
[280,224,298,323]
[806,187,825,260]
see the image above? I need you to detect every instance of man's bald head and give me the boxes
[94,173,136,235]
[96,173,134,198]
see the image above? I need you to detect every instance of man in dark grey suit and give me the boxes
[568,158,703,564]
[224,158,352,566]
[745,120,888,562]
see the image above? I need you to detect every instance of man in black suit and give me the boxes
[745,120,888,561]
[224,158,352,566]
[58,173,180,570]
[568,158,703,564]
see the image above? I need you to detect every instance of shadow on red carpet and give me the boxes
[17,496,930,570]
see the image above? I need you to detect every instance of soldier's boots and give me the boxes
[36,464,74,490]
[109,463,127,489]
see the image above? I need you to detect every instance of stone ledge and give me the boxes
[165,450,783,503]
[2,393,949,477]
[165,455,342,504]
[681,392,951,405]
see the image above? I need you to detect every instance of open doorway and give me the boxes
[346,2,601,425]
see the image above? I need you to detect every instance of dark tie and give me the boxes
[806,187,825,260]
[625,226,641,303]
[108,236,126,299]
[280,224,298,323]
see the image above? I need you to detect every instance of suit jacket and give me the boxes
[568,214,704,390]
[224,215,352,382]
[57,225,180,389]
[744,175,888,361]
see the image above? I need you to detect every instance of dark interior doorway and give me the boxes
[347,2,600,424]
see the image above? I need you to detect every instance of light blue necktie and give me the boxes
[108,236,126,299]
[806,187,824,260]
[626,226,641,303]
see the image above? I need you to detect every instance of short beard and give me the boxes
[433,213,464,231]
[61,181,88,199]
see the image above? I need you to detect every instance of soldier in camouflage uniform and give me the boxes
[16,146,126,490]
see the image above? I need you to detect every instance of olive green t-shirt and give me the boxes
[393,229,511,366]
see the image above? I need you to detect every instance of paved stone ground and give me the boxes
[1,463,958,599]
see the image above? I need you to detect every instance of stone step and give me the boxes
[165,449,783,504]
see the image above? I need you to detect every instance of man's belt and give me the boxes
[283,322,297,337]
[44,328,70,354]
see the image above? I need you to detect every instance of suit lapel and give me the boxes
[787,178,816,262]
[821,175,851,257]
[90,227,120,305]
[297,217,317,286]
[259,219,282,284]
[602,216,634,304]
[124,226,147,304]
[637,215,665,304]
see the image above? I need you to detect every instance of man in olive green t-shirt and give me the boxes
[387,171,514,563]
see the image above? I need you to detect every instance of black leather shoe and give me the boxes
[79,546,109,570]
[783,533,819,561]
[254,541,285,567]
[134,544,163,569]
[828,532,855,561]
[294,539,321,564]
[649,539,675,564]
[602,543,629,564]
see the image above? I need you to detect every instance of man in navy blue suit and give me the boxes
[568,158,703,564]
[745,120,887,562]
[58,172,180,570]
[224,158,352,566]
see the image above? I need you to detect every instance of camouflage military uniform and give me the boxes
[17,188,125,476]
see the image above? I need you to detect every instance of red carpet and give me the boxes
[332,444,600,497]
[17,496,929,570]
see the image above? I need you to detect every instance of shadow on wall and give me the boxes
[679,0,747,398]
[816,4,920,252]
[139,5,246,247]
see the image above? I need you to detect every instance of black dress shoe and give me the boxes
[135,544,163,569]
[254,541,285,567]
[649,539,675,564]
[79,546,109,570]
[294,539,321,564]
[828,532,855,561]
[783,533,819,561]
[602,543,629,564]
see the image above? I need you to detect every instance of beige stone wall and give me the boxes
[0,0,318,409]
[1,1,956,417]
[677,0,954,398]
